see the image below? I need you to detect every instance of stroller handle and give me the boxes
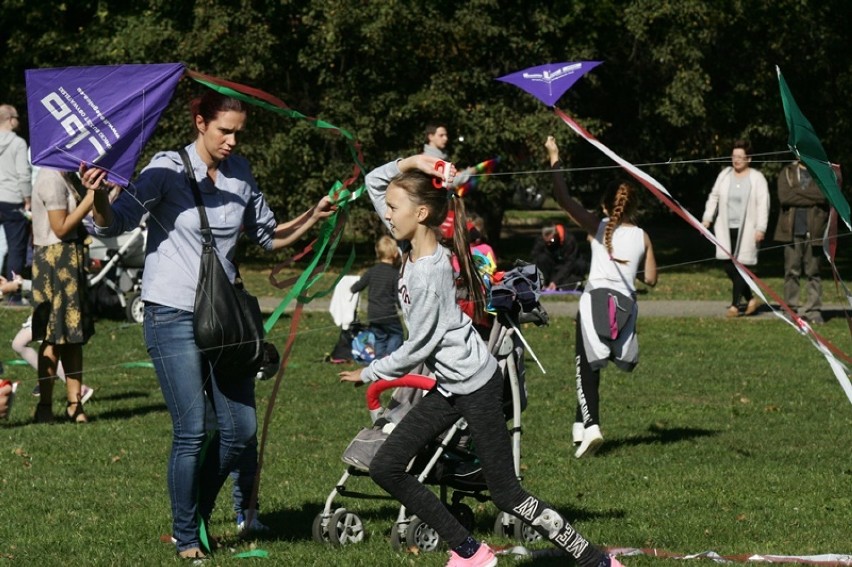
[365,374,436,411]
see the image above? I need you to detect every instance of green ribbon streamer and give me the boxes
[234,550,270,559]
[120,361,155,368]
[188,75,366,333]
[188,77,364,171]
[262,182,364,333]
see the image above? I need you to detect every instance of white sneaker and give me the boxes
[236,510,270,534]
[572,422,584,445]
[574,425,604,458]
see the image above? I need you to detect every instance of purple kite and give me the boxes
[25,63,185,185]
[496,61,602,107]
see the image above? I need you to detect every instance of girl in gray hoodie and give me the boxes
[339,154,623,567]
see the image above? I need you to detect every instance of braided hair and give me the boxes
[602,182,639,264]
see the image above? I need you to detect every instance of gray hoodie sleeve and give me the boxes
[365,159,401,234]
[360,275,446,383]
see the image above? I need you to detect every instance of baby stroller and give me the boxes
[87,222,147,323]
[312,263,549,551]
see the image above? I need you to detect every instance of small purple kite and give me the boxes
[25,63,185,185]
[496,61,602,107]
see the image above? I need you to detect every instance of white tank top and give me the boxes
[586,220,646,296]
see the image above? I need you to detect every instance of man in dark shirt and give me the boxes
[772,161,829,324]
[530,223,588,291]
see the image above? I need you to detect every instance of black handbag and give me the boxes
[179,149,264,379]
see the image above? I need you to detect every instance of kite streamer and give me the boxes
[553,107,852,406]
[497,545,852,566]
[456,156,500,197]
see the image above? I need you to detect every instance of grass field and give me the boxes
[0,305,850,566]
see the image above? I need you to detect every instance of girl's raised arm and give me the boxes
[545,137,600,235]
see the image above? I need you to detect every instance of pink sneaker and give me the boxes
[446,543,498,567]
[609,555,627,567]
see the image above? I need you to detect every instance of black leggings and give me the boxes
[574,314,601,427]
[725,229,753,306]
[370,369,607,567]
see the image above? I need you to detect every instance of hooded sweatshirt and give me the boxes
[0,132,32,204]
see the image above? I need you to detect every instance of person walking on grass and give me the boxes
[339,153,626,567]
[701,139,769,318]
[546,136,657,459]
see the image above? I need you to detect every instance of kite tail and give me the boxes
[553,106,852,407]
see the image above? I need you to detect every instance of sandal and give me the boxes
[34,402,54,424]
[66,397,87,424]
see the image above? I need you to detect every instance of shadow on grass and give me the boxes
[255,502,404,543]
[256,496,624,546]
[91,390,151,402]
[597,424,719,456]
[92,402,168,421]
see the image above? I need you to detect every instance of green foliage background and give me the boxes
[2,0,850,240]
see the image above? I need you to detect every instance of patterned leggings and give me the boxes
[370,369,608,567]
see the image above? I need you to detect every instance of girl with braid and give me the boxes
[340,153,626,567]
[546,136,657,459]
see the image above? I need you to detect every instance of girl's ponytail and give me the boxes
[449,194,487,321]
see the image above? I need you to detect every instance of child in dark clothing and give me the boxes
[351,235,404,358]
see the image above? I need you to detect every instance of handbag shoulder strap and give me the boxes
[178,148,213,246]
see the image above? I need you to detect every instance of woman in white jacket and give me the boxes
[702,140,769,317]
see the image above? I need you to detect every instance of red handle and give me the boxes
[433,160,447,189]
[365,374,436,410]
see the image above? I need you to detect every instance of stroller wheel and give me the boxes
[125,291,144,324]
[448,503,475,532]
[328,508,365,546]
[390,521,406,550]
[493,511,543,543]
[493,511,514,539]
[513,518,542,544]
[312,512,330,544]
[406,517,443,552]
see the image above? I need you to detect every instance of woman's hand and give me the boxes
[0,274,23,295]
[311,195,336,220]
[339,369,365,386]
[755,230,765,243]
[702,220,711,229]
[79,163,118,193]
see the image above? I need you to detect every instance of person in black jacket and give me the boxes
[772,161,830,324]
[350,235,404,357]
[530,222,588,291]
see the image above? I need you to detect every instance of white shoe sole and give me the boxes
[575,425,604,458]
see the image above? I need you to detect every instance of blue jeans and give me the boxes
[0,202,29,283]
[144,304,257,551]
[371,321,404,358]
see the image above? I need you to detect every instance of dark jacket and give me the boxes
[530,223,587,287]
[773,163,829,242]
